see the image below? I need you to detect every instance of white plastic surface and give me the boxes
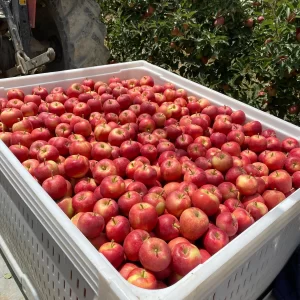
[0,60,299,300]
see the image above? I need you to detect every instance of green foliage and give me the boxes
[99,0,300,125]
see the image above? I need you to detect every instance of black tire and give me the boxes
[35,0,109,70]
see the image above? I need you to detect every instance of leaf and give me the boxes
[4,273,12,279]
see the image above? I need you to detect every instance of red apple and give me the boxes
[42,174,67,200]
[203,227,229,255]
[236,174,258,196]
[100,175,125,199]
[165,191,191,218]
[246,202,268,220]
[99,241,124,269]
[93,198,119,224]
[106,215,130,243]
[127,268,157,289]
[179,207,209,240]
[216,212,238,236]
[268,170,292,194]
[232,208,254,233]
[76,212,105,239]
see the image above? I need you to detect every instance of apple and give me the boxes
[127,268,157,289]
[106,215,130,243]
[223,198,244,212]
[292,171,300,189]
[171,242,202,276]
[76,212,105,239]
[9,144,29,162]
[42,174,67,200]
[225,166,247,184]
[64,155,90,178]
[99,241,124,269]
[246,202,268,220]
[266,137,282,151]
[22,159,39,175]
[195,157,212,170]
[93,198,119,224]
[243,120,262,136]
[57,197,74,218]
[211,151,233,173]
[227,130,245,146]
[282,137,299,152]
[232,208,254,233]
[1,108,23,128]
[179,207,209,240]
[160,159,182,182]
[34,160,59,183]
[37,144,59,162]
[31,127,52,142]
[236,174,258,196]
[72,190,97,213]
[100,175,125,199]
[216,212,238,236]
[11,119,32,133]
[218,182,239,201]
[155,214,180,241]
[92,159,117,184]
[285,156,300,174]
[74,177,97,194]
[268,170,292,194]
[205,169,224,186]
[139,237,171,272]
[210,132,227,149]
[191,188,220,216]
[127,181,148,197]
[241,193,265,207]
[129,202,158,232]
[262,151,287,171]
[143,193,165,215]
[165,191,191,218]
[175,134,193,150]
[0,132,12,147]
[119,262,139,280]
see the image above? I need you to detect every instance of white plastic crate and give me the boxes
[0,60,300,300]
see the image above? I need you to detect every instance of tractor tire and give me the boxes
[34,0,109,71]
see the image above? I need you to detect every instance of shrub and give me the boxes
[99,0,300,125]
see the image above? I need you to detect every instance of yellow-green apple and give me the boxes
[223,198,244,212]
[127,268,157,289]
[216,212,238,236]
[155,214,180,241]
[105,215,130,243]
[236,174,258,196]
[100,175,125,199]
[268,170,292,194]
[9,144,29,162]
[232,208,254,233]
[72,190,97,213]
[34,160,59,182]
[179,207,209,240]
[165,191,191,218]
[99,241,124,269]
[42,174,67,200]
[203,227,229,254]
[93,198,119,224]
[171,242,202,276]
[57,197,74,218]
[129,202,158,232]
[123,229,150,261]
[246,202,268,220]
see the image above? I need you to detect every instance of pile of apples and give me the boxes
[0,75,300,290]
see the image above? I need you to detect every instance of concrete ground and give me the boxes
[0,250,25,300]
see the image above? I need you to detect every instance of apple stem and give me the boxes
[111,217,116,225]
[111,240,115,247]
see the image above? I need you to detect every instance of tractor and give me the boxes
[0,0,109,78]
